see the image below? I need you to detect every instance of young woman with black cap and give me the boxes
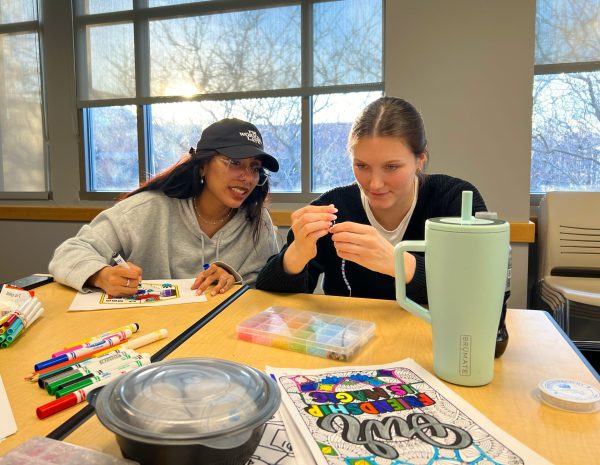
[49,118,280,297]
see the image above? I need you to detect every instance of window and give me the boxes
[0,0,46,197]
[532,0,600,194]
[73,0,383,200]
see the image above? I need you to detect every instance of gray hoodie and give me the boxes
[48,191,279,292]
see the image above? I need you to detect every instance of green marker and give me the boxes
[46,353,145,395]
[47,372,85,395]
[55,358,150,398]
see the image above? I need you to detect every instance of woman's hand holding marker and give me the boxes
[192,264,235,296]
[283,204,338,275]
[88,263,143,297]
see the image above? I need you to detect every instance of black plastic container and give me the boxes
[93,358,281,465]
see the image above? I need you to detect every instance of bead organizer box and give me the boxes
[236,306,375,361]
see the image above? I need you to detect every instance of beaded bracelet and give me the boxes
[341,259,352,297]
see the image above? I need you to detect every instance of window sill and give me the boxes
[0,205,536,243]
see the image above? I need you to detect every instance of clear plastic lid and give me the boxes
[95,358,281,446]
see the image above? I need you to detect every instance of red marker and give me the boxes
[36,392,82,419]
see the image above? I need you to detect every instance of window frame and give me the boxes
[73,0,385,202]
[531,0,600,206]
[0,7,50,200]
[530,59,600,206]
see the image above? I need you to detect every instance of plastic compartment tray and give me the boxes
[236,306,375,361]
[0,436,138,465]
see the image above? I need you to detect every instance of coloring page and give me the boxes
[245,412,297,465]
[268,359,552,465]
[68,279,207,311]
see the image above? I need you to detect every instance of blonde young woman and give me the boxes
[256,97,487,302]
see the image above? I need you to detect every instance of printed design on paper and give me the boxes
[278,367,525,464]
[101,282,179,305]
[246,415,295,465]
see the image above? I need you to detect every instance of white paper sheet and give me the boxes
[268,358,553,465]
[244,411,298,465]
[68,279,207,311]
[0,375,17,441]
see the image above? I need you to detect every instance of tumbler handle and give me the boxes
[394,241,431,323]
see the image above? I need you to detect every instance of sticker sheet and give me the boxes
[268,359,552,465]
[68,279,207,311]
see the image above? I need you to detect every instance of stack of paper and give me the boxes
[0,375,17,441]
[267,359,552,465]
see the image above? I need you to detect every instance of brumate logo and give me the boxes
[239,130,262,145]
[459,335,471,376]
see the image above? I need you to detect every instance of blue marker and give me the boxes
[203,264,210,271]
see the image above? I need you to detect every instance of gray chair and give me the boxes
[537,191,600,350]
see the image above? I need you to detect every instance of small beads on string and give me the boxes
[341,259,351,297]
[332,216,351,297]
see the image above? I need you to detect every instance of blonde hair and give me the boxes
[348,97,428,162]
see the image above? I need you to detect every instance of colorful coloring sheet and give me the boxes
[268,359,553,465]
[68,279,207,311]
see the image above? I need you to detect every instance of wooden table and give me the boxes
[65,290,600,465]
[0,282,238,455]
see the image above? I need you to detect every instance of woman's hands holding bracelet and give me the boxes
[330,221,416,282]
[283,204,337,275]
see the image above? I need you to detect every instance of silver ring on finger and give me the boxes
[126,278,130,287]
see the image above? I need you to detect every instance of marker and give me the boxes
[6,319,24,336]
[25,341,128,381]
[42,351,142,391]
[203,263,210,271]
[61,322,140,350]
[36,359,149,420]
[34,332,131,372]
[48,354,148,395]
[1,313,18,330]
[112,252,130,269]
[5,322,24,342]
[122,328,168,350]
[52,324,140,358]
[38,348,137,388]
[55,357,151,398]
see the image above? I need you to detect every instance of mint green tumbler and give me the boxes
[395,191,509,386]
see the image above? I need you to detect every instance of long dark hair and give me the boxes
[121,150,270,245]
[348,97,429,179]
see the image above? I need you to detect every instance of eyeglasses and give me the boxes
[216,156,270,186]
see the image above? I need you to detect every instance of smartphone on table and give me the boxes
[5,275,54,290]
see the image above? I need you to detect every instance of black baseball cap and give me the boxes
[194,118,279,172]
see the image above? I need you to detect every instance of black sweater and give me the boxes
[256,174,487,302]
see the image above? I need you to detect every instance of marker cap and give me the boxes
[36,393,78,419]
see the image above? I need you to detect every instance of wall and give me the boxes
[385,0,535,307]
[0,1,536,308]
